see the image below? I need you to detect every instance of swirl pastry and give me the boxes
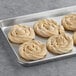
[34,19,59,37]
[46,26,73,54]
[62,14,76,31]
[19,40,47,61]
[73,32,76,45]
[8,24,35,43]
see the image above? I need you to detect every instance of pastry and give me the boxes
[8,24,35,44]
[61,14,76,31]
[19,40,47,61]
[73,32,76,45]
[46,26,73,54]
[34,19,59,37]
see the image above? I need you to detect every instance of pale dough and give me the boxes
[19,40,47,61]
[34,19,59,37]
[62,14,76,31]
[46,26,73,54]
[8,24,35,44]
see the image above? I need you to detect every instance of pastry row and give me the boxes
[8,14,76,61]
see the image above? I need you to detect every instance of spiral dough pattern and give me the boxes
[46,26,73,54]
[19,40,47,61]
[62,14,76,31]
[8,24,35,43]
[34,19,58,37]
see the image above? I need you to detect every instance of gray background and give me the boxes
[0,0,76,76]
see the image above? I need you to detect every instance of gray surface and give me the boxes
[0,0,76,76]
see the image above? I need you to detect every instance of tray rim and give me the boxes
[1,5,76,66]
